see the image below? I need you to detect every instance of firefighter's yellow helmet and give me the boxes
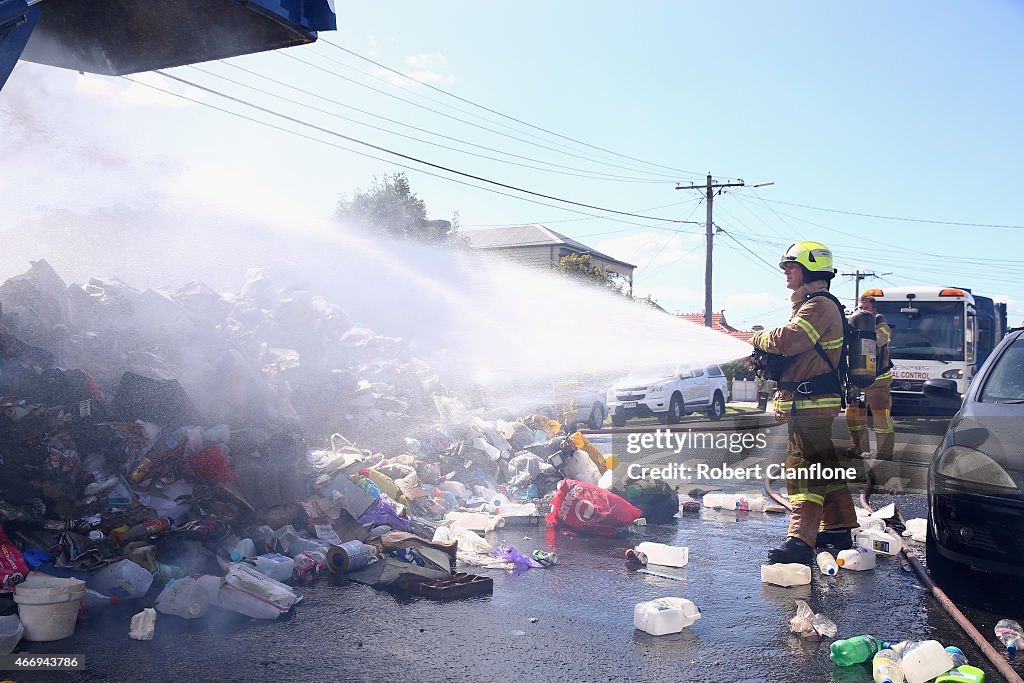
[779,240,836,275]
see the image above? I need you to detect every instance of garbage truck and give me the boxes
[863,286,1007,416]
[0,0,336,92]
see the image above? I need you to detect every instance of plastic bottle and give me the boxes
[830,635,883,666]
[112,517,173,545]
[837,547,877,571]
[900,640,954,683]
[633,597,701,636]
[81,588,119,609]
[736,496,769,512]
[945,646,967,668]
[995,619,1024,654]
[230,538,257,562]
[873,648,905,683]
[760,563,811,587]
[816,551,839,576]
[635,542,688,568]
[855,528,903,556]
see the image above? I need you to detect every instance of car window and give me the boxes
[706,365,724,377]
[980,341,1024,402]
[692,368,704,377]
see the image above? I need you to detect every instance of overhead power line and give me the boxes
[190,63,672,184]
[320,40,730,182]
[152,70,700,225]
[123,74,701,231]
[748,195,1024,230]
[280,51,687,182]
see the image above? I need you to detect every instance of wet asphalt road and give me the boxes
[11,415,1024,683]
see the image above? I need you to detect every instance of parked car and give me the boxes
[926,327,1024,579]
[606,364,728,427]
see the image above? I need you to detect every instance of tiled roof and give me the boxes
[462,224,636,270]
[675,311,756,344]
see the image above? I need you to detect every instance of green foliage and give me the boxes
[335,172,460,244]
[552,252,627,295]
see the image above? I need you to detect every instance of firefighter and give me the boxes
[751,241,859,564]
[845,295,895,459]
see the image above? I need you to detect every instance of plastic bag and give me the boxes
[490,543,542,574]
[545,479,642,536]
[359,493,411,532]
[0,525,29,588]
[563,450,601,485]
[788,600,838,639]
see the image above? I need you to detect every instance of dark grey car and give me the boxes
[926,328,1024,578]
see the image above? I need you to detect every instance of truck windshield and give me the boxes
[876,300,965,362]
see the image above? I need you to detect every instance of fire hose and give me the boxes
[764,473,1023,683]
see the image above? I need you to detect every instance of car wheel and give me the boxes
[588,404,604,430]
[925,514,971,585]
[664,394,684,425]
[611,413,626,428]
[708,391,725,422]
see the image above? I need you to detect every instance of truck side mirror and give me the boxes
[922,378,959,401]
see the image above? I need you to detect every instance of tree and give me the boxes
[552,253,627,295]
[335,172,461,244]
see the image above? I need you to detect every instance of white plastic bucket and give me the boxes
[14,573,86,641]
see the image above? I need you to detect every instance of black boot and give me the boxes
[815,529,853,550]
[767,537,814,565]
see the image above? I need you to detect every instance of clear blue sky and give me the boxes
[2,1,1022,328]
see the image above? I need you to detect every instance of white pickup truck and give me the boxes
[606,364,729,427]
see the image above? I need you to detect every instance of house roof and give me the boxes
[462,224,636,271]
[676,311,756,344]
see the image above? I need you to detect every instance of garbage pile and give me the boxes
[0,260,645,651]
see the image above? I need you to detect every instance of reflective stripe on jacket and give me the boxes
[751,281,843,417]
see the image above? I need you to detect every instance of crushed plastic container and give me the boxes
[635,542,688,568]
[0,614,23,655]
[89,559,154,599]
[837,547,876,571]
[899,640,953,683]
[789,599,837,639]
[14,573,86,641]
[760,563,811,587]
[230,538,257,562]
[902,518,927,543]
[873,648,904,683]
[155,578,210,619]
[445,511,502,533]
[855,528,903,556]
[252,554,295,582]
[735,496,769,512]
[633,597,701,636]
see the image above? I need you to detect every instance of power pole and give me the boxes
[677,174,746,327]
[841,269,891,302]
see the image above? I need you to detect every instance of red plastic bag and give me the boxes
[0,524,28,588]
[545,479,642,536]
